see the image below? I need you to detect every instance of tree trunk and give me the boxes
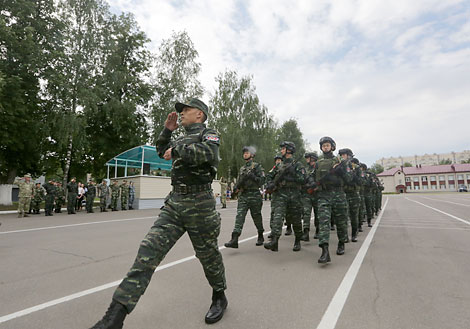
[6,168,18,184]
[63,134,73,187]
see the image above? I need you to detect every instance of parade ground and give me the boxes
[1,193,470,329]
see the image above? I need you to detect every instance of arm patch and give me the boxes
[204,134,220,144]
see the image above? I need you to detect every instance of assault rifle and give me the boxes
[232,166,257,197]
[305,157,351,194]
[265,156,301,193]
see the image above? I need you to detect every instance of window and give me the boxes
[467,174,470,180]
[407,186,411,191]
[423,185,428,190]
[448,175,454,181]
[413,177,419,182]
[457,174,464,180]
[431,185,437,190]
[449,184,455,190]
[440,184,446,189]
[405,177,411,182]
[430,176,436,181]
[414,185,420,190]
[422,176,428,182]
[439,175,445,181]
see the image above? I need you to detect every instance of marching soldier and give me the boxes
[90,98,227,328]
[264,141,306,252]
[224,146,265,248]
[301,152,319,241]
[362,164,375,227]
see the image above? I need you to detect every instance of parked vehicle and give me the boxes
[458,185,468,192]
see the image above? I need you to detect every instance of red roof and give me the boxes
[378,164,470,177]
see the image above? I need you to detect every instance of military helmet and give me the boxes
[280,141,296,153]
[338,148,354,157]
[351,158,360,165]
[274,153,283,160]
[242,146,256,156]
[304,152,318,160]
[360,163,368,170]
[319,136,336,152]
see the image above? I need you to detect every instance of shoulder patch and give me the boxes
[204,134,220,144]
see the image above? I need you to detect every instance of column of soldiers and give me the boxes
[222,136,384,264]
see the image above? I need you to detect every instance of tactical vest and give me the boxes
[315,156,342,189]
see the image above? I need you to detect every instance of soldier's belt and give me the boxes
[172,183,212,194]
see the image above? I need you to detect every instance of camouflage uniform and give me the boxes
[110,182,120,211]
[344,164,363,241]
[219,181,227,208]
[302,163,318,234]
[363,171,375,226]
[268,157,306,242]
[112,121,226,313]
[231,160,265,235]
[128,183,135,209]
[55,185,65,213]
[67,180,78,214]
[98,182,109,212]
[120,181,129,210]
[43,182,57,216]
[315,153,352,247]
[31,185,45,214]
[85,182,97,213]
[14,177,34,217]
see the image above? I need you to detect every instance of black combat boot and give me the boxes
[318,244,331,263]
[293,237,301,251]
[313,228,319,239]
[336,242,345,255]
[205,290,228,324]
[284,224,292,236]
[358,225,363,232]
[351,230,358,242]
[224,232,239,248]
[367,219,372,227]
[300,228,310,241]
[90,300,127,329]
[264,236,279,251]
[255,231,264,246]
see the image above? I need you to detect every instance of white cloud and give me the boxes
[106,0,470,165]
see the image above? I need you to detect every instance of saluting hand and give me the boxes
[165,112,179,131]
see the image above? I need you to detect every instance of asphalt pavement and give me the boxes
[1,193,469,329]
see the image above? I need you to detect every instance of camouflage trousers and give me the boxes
[364,192,374,221]
[346,191,361,236]
[129,194,135,208]
[45,195,55,214]
[55,198,64,212]
[111,195,119,210]
[121,195,128,210]
[359,193,366,224]
[317,190,349,246]
[31,199,42,212]
[375,191,382,213]
[67,193,77,213]
[113,190,226,313]
[271,188,303,239]
[301,193,318,231]
[18,196,31,214]
[100,196,107,210]
[86,195,95,212]
[232,190,263,234]
[220,194,226,207]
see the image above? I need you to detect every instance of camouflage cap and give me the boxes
[175,98,209,118]
[24,173,32,178]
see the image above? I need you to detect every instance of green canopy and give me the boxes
[105,145,172,178]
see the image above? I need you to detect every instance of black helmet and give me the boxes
[338,148,354,157]
[351,158,360,165]
[280,141,295,153]
[304,152,318,160]
[274,153,283,160]
[319,136,336,152]
[242,146,256,157]
[360,163,367,170]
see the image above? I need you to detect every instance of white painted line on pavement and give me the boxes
[405,198,470,226]
[418,196,470,207]
[380,225,470,230]
[0,216,155,235]
[316,197,389,329]
[0,231,266,324]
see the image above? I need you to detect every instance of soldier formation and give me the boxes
[224,137,384,264]
[14,175,136,217]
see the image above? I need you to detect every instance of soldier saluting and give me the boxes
[224,146,265,248]
[90,98,227,328]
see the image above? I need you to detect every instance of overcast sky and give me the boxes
[107,0,470,166]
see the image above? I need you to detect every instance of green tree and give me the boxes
[84,12,153,179]
[370,163,384,174]
[439,158,452,165]
[209,70,278,182]
[0,0,61,183]
[151,31,203,141]
[403,162,413,167]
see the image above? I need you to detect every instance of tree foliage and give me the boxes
[276,119,306,163]
[370,163,384,174]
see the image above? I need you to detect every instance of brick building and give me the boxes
[377,164,470,193]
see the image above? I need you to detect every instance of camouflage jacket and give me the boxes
[314,153,353,189]
[110,184,120,197]
[98,183,109,198]
[86,184,97,197]
[235,160,265,191]
[43,182,56,197]
[56,187,66,200]
[32,186,45,201]
[267,156,306,190]
[156,123,220,186]
[67,182,78,194]
[120,184,129,197]
[14,178,34,197]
